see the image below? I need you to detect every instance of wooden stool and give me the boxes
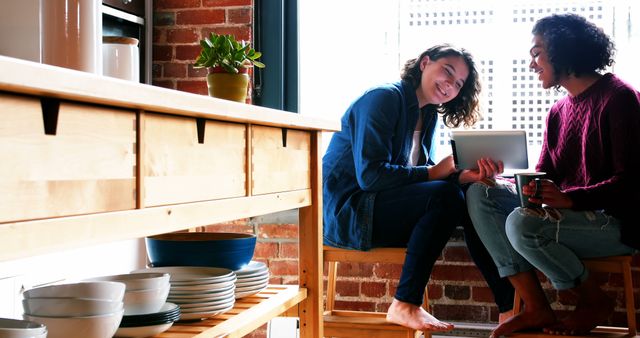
[512,255,636,337]
[323,245,430,338]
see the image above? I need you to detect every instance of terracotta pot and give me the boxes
[206,67,250,103]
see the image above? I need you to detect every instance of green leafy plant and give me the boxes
[194,33,265,73]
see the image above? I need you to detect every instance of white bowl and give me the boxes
[0,318,47,338]
[123,284,170,315]
[85,273,169,291]
[24,309,124,338]
[22,297,123,317]
[23,282,125,302]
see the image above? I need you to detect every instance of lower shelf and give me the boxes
[156,285,306,338]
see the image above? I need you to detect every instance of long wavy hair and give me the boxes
[532,13,615,86]
[400,44,481,128]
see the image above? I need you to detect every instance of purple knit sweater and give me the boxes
[536,73,640,249]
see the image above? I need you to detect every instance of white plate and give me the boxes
[170,279,235,292]
[132,267,235,282]
[235,281,268,292]
[178,299,234,313]
[114,321,174,337]
[168,288,235,303]
[169,273,236,285]
[178,304,234,321]
[236,276,269,288]
[168,286,234,299]
[234,261,267,276]
[177,295,236,309]
[235,285,268,299]
[236,273,269,283]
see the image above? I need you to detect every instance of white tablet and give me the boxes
[450,130,529,170]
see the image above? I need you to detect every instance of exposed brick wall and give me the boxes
[152,2,640,336]
[153,0,253,95]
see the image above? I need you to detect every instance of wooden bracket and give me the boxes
[41,97,60,135]
[282,128,288,147]
[196,118,206,144]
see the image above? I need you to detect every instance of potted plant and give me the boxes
[194,33,265,103]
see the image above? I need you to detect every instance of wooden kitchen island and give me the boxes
[0,55,339,338]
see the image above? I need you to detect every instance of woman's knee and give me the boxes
[430,181,465,210]
[505,208,546,252]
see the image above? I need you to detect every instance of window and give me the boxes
[299,0,640,169]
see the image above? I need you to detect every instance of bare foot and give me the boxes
[491,308,556,338]
[543,294,614,335]
[498,309,514,324]
[386,298,454,332]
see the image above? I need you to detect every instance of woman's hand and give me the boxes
[523,179,573,209]
[428,155,457,180]
[459,158,504,184]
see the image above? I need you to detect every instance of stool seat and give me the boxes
[510,255,636,338]
[323,245,430,338]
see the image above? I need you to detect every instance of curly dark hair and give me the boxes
[532,13,615,81]
[400,44,481,129]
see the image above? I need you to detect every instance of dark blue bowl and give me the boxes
[145,232,256,270]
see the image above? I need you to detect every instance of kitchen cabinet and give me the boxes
[0,56,339,337]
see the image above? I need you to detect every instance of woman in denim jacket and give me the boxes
[323,44,514,332]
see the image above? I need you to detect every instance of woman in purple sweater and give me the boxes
[466,13,640,337]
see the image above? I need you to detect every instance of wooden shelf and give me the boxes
[158,285,306,338]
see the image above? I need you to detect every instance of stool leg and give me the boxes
[622,261,637,336]
[326,261,338,312]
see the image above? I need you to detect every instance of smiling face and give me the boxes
[529,34,558,89]
[416,55,469,107]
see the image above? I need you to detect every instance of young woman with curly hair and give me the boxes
[466,13,640,337]
[322,44,514,332]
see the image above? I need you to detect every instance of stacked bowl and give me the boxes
[84,272,177,337]
[133,266,236,321]
[234,261,270,299]
[0,317,47,338]
[21,281,125,338]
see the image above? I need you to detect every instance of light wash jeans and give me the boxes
[466,181,634,290]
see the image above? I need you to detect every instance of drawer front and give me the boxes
[103,0,145,17]
[144,114,246,206]
[0,93,137,223]
[251,126,310,195]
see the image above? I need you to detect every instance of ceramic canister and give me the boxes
[102,36,140,82]
[40,0,102,74]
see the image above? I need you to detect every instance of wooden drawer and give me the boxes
[251,125,310,195]
[0,93,137,223]
[143,113,246,206]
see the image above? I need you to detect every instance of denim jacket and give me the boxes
[322,80,439,250]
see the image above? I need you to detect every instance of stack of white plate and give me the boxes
[132,267,236,321]
[234,261,269,299]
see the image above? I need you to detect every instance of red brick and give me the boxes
[442,246,473,262]
[202,27,251,42]
[162,63,187,78]
[152,79,175,90]
[427,283,443,300]
[375,301,392,313]
[203,0,251,7]
[373,263,402,279]
[361,281,386,298]
[153,45,173,61]
[176,79,207,95]
[444,285,470,300]
[269,259,298,276]
[154,0,200,10]
[335,280,359,297]
[188,64,208,77]
[279,242,298,258]
[257,224,298,239]
[167,28,199,43]
[154,12,175,27]
[177,9,225,25]
[471,285,496,303]
[253,242,277,259]
[336,262,374,278]
[228,8,251,24]
[202,222,252,232]
[175,44,202,61]
[153,28,166,43]
[431,264,484,281]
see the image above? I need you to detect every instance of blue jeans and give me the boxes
[466,181,634,290]
[372,181,514,311]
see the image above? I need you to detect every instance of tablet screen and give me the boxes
[450,130,529,170]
